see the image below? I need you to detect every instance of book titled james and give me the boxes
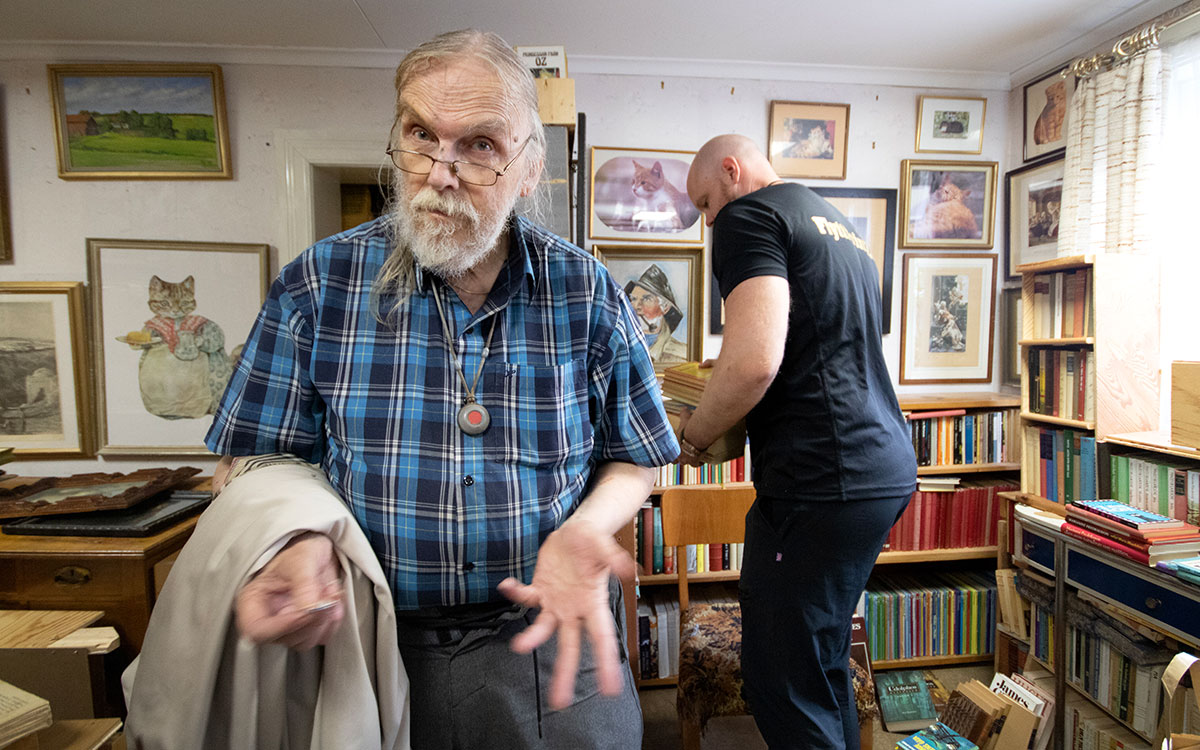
[1071,500,1186,530]
[875,669,939,733]
[895,721,979,750]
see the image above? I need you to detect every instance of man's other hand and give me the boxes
[235,531,345,651]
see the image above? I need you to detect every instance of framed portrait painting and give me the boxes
[899,253,997,385]
[899,159,997,250]
[594,245,702,373]
[589,147,703,244]
[0,282,94,457]
[86,238,269,455]
[1004,156,1064,280]
[48,63,232,179]
[915,95,986,154]
[811,187,897,334]
[768,101,849,180]
[1023,68,1074,162]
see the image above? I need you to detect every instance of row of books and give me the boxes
[652,455,748,487]
[635,589,681,679]
[858,569,996,662]
[1061,499,1200,567]
[1109,452,1200,524]
[635,502,744,575]
[1030,267,1094,340]
[1027,347,1095,422]
[1065,700,1154,750]
[883,480,1016,552]
[905,408,1017,468]
[1027,426,1098,504]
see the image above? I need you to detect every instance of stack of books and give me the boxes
[0,680,52,748]
[1156,555,1200,585]
[1061,499,1200,566]
[938,677,1040,750]
[660,362,746,464]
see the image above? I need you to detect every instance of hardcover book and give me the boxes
[875,669,939,733]
[1072,500,1186,530]
[896,721,979,750]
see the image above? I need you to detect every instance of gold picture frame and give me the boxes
[1023,67,1074,162]
[915,95,987,154]
[768,101,849,180]
[48,63,232,180]
[0,281,95,457]
[899,159,998,249]
[899,253,997,385]
[593,244,703,373]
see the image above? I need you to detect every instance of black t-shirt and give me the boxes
[712,182,916,501]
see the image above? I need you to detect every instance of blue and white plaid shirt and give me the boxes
[206,215,679,608]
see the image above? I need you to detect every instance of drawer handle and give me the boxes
[53,566,92,586]
[1145,596,1162,610]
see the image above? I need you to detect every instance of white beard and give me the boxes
[387,177,509,281]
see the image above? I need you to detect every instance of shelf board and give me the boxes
[918,463,1020,475]
[636,676,678,688]
[1103,431,1200,462]
[639,570,741,585]
[1018,337,1095,347]
[876,546,997,564]
[898,392,1021,410]
[651,481,753,494]
[873,653,993,670]
[995,621,1030,644]
[1020,411,1096,430]
[1005,492,1068,515]
[1016,254,1094,273]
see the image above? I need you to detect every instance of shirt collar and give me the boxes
[410,215,540,309]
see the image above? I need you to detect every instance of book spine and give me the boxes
[1060,523,1151,564]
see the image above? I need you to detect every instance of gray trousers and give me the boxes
[396,578,641,749]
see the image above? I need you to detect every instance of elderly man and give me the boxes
[206,30,678,748]
[678,134,916,749]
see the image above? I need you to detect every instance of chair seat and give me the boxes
[675,601,879,733]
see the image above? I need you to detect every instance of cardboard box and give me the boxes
[1173,361,1200,449]
[536,78,575,126]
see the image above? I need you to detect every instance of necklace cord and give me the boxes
[431,282,499,402]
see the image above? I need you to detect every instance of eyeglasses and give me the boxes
[386,136,532,187]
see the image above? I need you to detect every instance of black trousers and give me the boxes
[739,492,911,750]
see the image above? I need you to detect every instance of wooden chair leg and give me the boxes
[681,717,702,750]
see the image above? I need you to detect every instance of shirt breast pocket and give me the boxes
[481,359,591,468]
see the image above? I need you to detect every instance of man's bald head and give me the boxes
[686,134,780,226]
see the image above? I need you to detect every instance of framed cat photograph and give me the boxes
[899,253,997,385]
[1004,155,1064,280]
[768,101,849,180]
[1023,68,1075,162]
[593,244,702,373]
[86,238,269,455]
[899,159,998,250]
[914,95,987,154]
[0,282,95,458]
[810,187,897,334]
[589,147,703,245]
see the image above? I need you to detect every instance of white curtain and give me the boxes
[1058,48,1164,255]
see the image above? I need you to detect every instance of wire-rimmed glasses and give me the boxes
[386,136,531,187]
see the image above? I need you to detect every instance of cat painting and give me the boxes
[122,275,233,420]
[630,160,700,232]
[1033,80,1066,145]
[915,175,980,240]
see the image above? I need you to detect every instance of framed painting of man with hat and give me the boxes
[593,245,702,372]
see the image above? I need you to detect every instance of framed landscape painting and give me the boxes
[86,238,268,455]
[589,147,703,244]
[1004,156,1064,280]
[768,101,849,180]
[899,253,997,384]
[49,63,232,179]
[1023,68,1074,162]
[0,282,94,457]
[811,187,897,334]
[594,244,702,373]
[899,160,997,249]
[915,95,986,154]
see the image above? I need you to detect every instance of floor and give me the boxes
[639,663,994,749]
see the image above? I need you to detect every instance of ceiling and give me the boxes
[0,0,1183,87]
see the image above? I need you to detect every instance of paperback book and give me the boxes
[1071,499,1186,530]
[896,721,979,750]
[875,669,939,733]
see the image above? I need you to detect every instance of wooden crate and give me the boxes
[536,78,575,126]
[1173,361,1200,449]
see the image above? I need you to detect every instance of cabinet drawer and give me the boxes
[0,555,134,605]
[1015,523,1056,574]
[1067,548,1200,642]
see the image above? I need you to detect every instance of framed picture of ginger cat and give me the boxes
[768,101,849,180]
[899,160,998,250]
[86,238,269,455]
[589,147,704,245]
[1023,68,1075,162]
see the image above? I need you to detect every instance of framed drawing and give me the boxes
[0,282,94,457]
[515,45,567,78]
[915,95,986,154]
[768,101,849,180]
[1004,155,1064,280]
[811,187,897,334]
[48,63,232,179]
[86,238,269,455]
[899,159,997,249]
[1000,286,1023,389]
[899,253,997,384]
[1023,68,1074,162]
[589,147,703,244]
[594,244,702,372]
[0,123,10,261]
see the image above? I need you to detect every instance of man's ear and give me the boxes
[721,155,741,185]
[520,156,544,197]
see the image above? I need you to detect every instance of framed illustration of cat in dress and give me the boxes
[899,159,998,250]
[1023,68,1075,162]
[588,147,703,245]
[86,238,269,455]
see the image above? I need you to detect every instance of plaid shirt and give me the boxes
[206,215,678,608]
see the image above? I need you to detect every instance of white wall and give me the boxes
[1,54,1010,477]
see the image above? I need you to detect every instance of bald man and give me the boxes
[678,135,916,750]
